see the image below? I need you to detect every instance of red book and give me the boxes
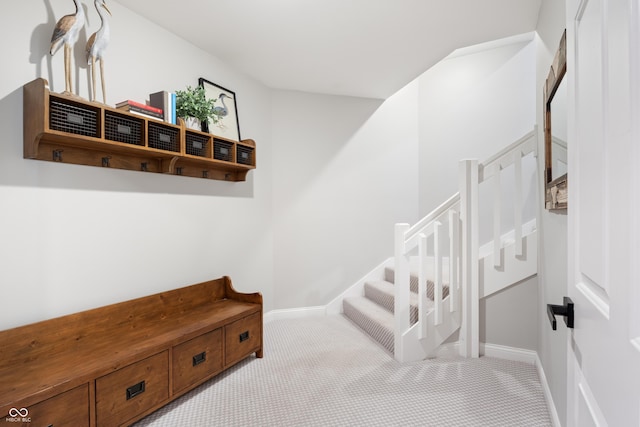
[115,100,163,115]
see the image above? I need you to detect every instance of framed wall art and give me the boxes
[199,77,241,142]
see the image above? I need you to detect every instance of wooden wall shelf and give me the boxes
[23,78,256,182]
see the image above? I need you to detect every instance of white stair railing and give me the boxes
[394,127,538,363]
[394,193,462,362]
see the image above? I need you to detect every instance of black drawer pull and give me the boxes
[239,331,250,342]
[126,380,145,400]
[193,351,207,366]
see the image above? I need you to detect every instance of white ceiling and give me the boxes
[115,0,542,99]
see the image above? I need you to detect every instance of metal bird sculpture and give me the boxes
[86,0,111,104]
[50,0,85,95]
[213,93,233,118]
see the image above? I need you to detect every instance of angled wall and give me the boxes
[270,83,420,309]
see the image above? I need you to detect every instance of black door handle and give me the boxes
[547,297,574,330]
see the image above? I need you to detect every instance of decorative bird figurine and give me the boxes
[86,0,111,104]
[50,0,85,95]
[213,93,233,118]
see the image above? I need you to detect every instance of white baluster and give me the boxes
[434,221,443,325]
[418,233,428,339]
[394,223,410,362]
[493,163,502,268]
[514,150,523,257]
[448,210,459,313]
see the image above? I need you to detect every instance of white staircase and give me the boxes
[341,128,538,362]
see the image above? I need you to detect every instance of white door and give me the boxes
[566,0,640,425]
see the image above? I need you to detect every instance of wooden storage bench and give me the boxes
[0,276,262,426]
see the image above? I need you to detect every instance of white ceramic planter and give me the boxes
[184,117,201,131]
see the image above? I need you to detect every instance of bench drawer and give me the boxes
[96,351,169,426]
[172,328,223,394]
[225,312,261,366]
[1,384,89,427]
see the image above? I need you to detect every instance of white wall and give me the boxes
[535,0,568,424]
[271,83,420,309]
[0,0,274,330]
[418,38,537,216]
[480,276,539,350]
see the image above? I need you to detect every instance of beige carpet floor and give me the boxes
[134,315,552,427]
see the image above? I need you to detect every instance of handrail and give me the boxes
[406,128,535,248]
[401,127,536,255]
[480,128,537,171]
[405,192,460,243]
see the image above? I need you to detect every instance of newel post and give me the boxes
[459,160,480,358]
[394,223,410,362]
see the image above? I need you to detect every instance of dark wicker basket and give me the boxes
[148,123,179,152]
[237,146,254,165]
[104,112,144,146]
[214,139,233,162]
[186,132,209,157]
[49,98,99,138]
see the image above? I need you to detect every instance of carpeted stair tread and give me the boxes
[343,296,394,353]
[364,280,433,325]
[384,267,450,299]
[342,267,451,355]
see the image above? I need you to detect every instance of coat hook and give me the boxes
[202,170,208,178]
[176,167,183,175]
[53,149,63,162]
[102,156,111,167]
[141,162,148,172]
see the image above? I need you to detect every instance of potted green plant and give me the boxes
[175,85,218,130]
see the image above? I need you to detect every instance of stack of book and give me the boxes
[116,100,163,121]
[115,91,177,125]
[149,91,177,125]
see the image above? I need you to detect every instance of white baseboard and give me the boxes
[265,259,392,322]
[480,342,537,364]
[325,257,393,315]
[534,353,562,427]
